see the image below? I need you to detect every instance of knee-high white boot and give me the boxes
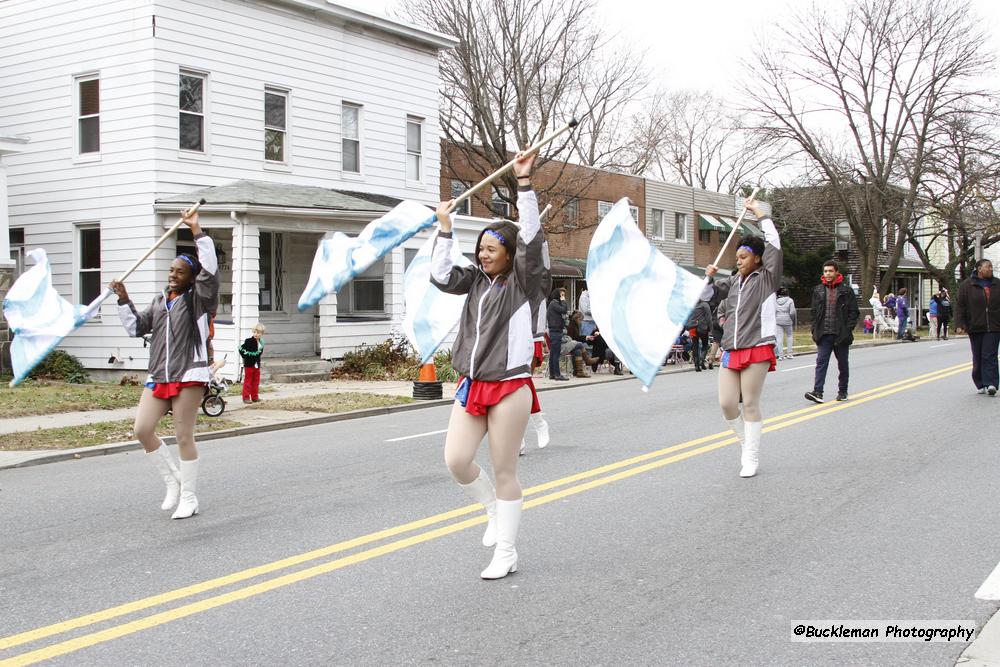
[530,412,550,448]
[481,498,522,580]
[171,458,200,519]
[740,421,761,478]
[147,444,181,511]
[459,469,497,547]
[725,415,745,445]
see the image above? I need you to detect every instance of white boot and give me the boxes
[725,415,745,445]
[531,412,550,448]
[459,469,497,547]
[171,458,200,519]
[740,421,761,478]
[481,498,522,579]
[147,444,181,511]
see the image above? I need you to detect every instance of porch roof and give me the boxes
[155,180,405,213]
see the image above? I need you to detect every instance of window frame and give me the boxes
[341,102,362,175]
[74,223,102,311]
[650,208,666,240]
[491,185,511,218]
[674,212,688,243]
[337,257,387,316]
[263,87,289,164]
[257,231,285,314]
[406,115,423,182]
[178,70,209,155]
[74,73,101,159]
[834,218,851,250]
[450,180,471,215]
[565,197,579,221]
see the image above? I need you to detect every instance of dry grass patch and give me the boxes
[0,415,242,451]
[0,381,145,418]
[246,392,412,413]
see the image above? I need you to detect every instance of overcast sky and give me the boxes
[349,0,1000,95]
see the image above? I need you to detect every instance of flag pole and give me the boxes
[448,119,578,215]
[710,187,761,270]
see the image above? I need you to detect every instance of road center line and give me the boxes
[930,343,955,349]
[779,364,814,372]
[0,362,972,663]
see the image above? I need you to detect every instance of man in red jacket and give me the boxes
[805,259,859,403]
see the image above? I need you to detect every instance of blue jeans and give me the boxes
[969,332,1000,389]
[548,329,563,377]
[897,315,908,338]
[581,320,597,336]
[814,334,850,394]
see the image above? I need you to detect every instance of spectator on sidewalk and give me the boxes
[565,311,597,378]
[927,290,939,339]
[954,259,1000,396]
[239,323,266,404]
[805,259,859,404]
[685,289,713,371]
[546,287,570,381]
[774,287,797,359]
[932,287,952,340]
[579,288,597,336]
[895,288,909,339]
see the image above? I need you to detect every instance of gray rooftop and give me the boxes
[156,180,405,213]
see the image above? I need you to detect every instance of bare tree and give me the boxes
[908,109,1000,288]
[743,0,995,298]
[398,0,649,229]
[648,90,785,193]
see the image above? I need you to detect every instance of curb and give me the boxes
[0,337,918,471]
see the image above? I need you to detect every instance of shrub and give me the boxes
[29,350,90,384]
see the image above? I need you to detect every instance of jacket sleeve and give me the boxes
[429,232,477,295]
[954,283,968,330]
[118,300,155,338]
[759,217,783,292]
[194,233,220,313]
[512,188,543,300]
[580,291,592,318]
[846,289,860,330]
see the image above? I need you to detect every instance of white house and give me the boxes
[0,0,491,380]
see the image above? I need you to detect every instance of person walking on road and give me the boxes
[804,260,860,404]
[954,259,1000,396]
[706,197,782,478]
[109,209,218,520]
[430,150,543,579]
[774,287,797,359]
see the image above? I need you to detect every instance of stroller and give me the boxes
[201,357,228,417]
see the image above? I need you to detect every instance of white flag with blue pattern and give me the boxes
[401,231,473,364]
[587,198,705,390]
[3,248,105,387]
[298,200,436,311]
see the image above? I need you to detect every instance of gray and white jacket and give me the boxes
[775,295,797,327]
[717,218,783,351]
[117,233,219,384]
[431,188,543,381]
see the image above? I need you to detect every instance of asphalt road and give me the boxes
[1,339,998,666]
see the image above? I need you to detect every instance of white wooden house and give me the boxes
[0,0,488,380]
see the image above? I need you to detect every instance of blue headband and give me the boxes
[177,255,197,270]
[738,244,756,255]
[484,229,507,244]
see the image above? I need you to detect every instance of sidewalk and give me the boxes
[0,337,912,470]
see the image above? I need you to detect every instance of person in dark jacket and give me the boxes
[430,150,543,580]
[805,259,860,403]
[110,208,217,520]
[546,287,570,380]
[954,259,1000,395]
[685,288,713,371]
[895,287,910,339]
[932,287,952,340]
[239,323,266,403]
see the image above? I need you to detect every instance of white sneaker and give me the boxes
[977,387,987,394]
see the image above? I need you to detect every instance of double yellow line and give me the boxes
[0,361,972,666]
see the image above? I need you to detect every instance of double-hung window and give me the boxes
[258,231,284,312]
[406,116,422,181]
[342,103,361,173]
[77,224,101,306]
[491,186,510,217]
[674,212,688,242]
[450,180,471,215]
[650,209,666,239]
[76,74,100,155]
[179,72,206,152]
[338,258,385,315]
[264,88,288,162]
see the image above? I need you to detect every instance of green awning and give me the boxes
[698,214,726,231]
[718,215,761,236]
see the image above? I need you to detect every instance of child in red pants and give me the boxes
[239,323,265,403]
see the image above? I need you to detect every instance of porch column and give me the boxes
[317,230,338,360]
[231,216,260,378]
[385,246,404,324]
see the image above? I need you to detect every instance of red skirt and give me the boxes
[456,376,541,417]
[532,341,545,365]
[721,345,777,372]
[148,381,206,399]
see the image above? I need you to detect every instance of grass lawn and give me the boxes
[0,381,145,418]
[246,392,412,413]
[0,415,243,451]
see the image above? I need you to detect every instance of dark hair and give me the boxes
[898,287,907,296]
[823,259,839,271]
[976,258,992,271]
[737,235,765,257]
[777,286,789,297]
[475,220,519,272]
[175,253,202,280]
